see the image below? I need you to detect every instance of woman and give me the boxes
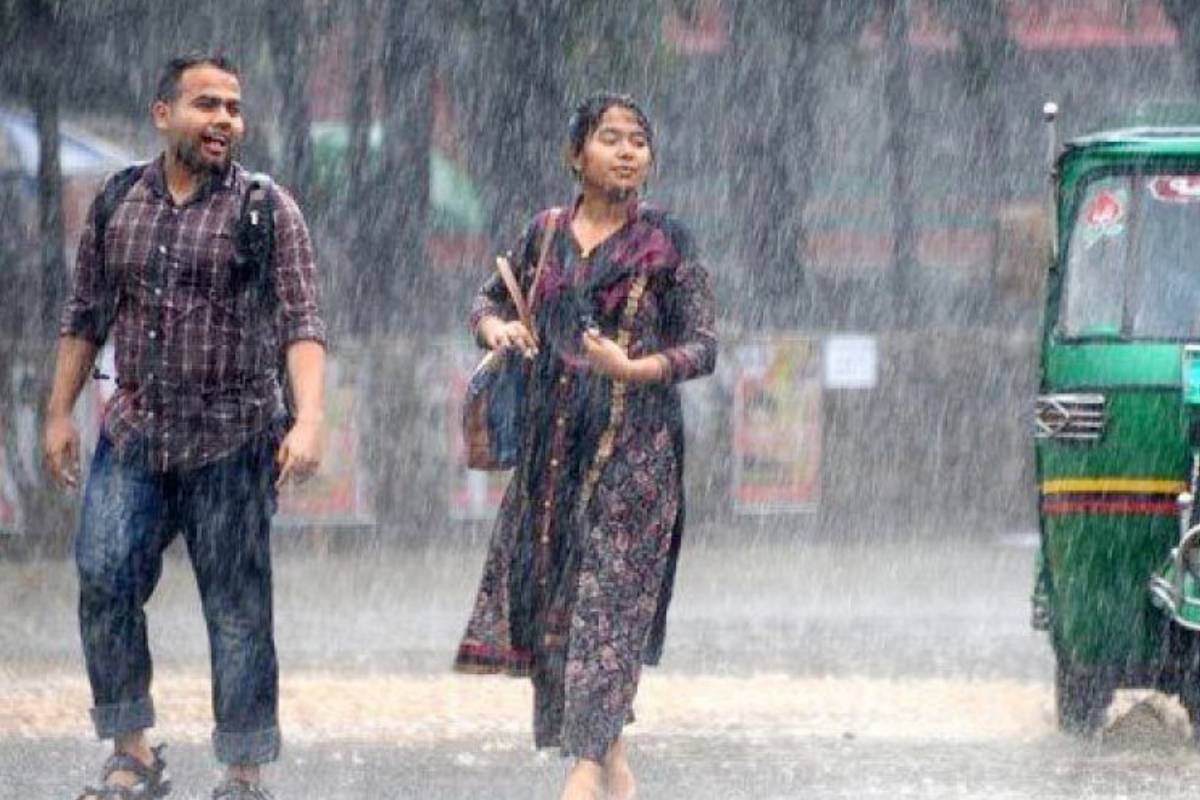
[455,93,717,800]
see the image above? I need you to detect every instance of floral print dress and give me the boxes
[454,198,717,761]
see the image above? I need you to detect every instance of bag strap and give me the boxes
[494,209,560,348]
[527,208,560,314]
[494,257,530,336]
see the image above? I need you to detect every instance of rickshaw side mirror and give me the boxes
[1044,102,1060,263]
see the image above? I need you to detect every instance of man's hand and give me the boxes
[44,413,81,490]
[275,418,322,488]
[43,335,98,491]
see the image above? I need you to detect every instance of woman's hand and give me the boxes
[581,329,631,380]
[478,316,537,358]
[582,330,671,383]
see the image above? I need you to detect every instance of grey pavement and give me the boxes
[0,524,1048,678]
[5,525,1200,798]
[8,733,1200,800]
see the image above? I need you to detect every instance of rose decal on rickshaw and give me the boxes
[1082,187,1128,248]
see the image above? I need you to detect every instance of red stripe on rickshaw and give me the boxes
[1041,498,1178,516]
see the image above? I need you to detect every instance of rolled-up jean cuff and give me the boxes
[213,726,281,765]
[90,698,155,739]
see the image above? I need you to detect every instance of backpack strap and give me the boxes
[89,163,145,381]
[234,172,291,420]
[94,163,146,241]
[233,172,275,301]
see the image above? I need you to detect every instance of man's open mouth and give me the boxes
[201,132,230,157]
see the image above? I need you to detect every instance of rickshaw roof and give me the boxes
[1057,128,1200,202]
[1062,127,1200,161]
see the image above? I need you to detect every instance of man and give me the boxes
[44,54,326,800]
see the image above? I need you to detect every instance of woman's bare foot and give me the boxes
[560,758,604,800]
[603,737,637,800]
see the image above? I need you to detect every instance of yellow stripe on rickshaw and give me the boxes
[1041,478,1187,495]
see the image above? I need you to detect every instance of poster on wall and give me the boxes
[0,421,20,536]
[0,359,49,538]
[275,355,374,531]
[445,342,509,521]
[731,336,823,514]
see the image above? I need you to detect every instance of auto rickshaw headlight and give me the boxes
[1182,346,1200,407]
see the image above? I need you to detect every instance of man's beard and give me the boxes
[174,137,236,177]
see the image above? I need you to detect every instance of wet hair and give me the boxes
[154,54,239,103]
[566,92,655,176]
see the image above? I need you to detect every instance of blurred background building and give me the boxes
[3,0,1198,551]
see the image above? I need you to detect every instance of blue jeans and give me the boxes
[76,433,280,765]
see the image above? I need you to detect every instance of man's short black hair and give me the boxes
[154,54,239,103]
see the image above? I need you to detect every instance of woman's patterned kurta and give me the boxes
[454,198,717,761]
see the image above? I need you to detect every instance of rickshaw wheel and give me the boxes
[1167,627,1200,744]
[1180,695,1200,745]
[1177,682,1200,745]
[1055,657,1113,734]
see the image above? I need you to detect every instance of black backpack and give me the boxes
[93,163,276,305]
[91,164,288,413]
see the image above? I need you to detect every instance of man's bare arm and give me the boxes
[285,340,325,425]
[275,340,325,486]
[44,336,99,488]
[47,336,98,417]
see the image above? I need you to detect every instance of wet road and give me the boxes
[3,526,1200,798]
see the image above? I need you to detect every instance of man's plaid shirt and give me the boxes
[61,157,327,472]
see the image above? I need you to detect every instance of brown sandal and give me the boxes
[211,777,274,799]
[76,744,171,799]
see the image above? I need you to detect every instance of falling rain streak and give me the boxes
[4,1,1200,798]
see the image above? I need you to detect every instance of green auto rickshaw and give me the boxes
[1034,105,1200,737]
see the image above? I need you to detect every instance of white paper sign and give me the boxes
[823,335,878,390]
